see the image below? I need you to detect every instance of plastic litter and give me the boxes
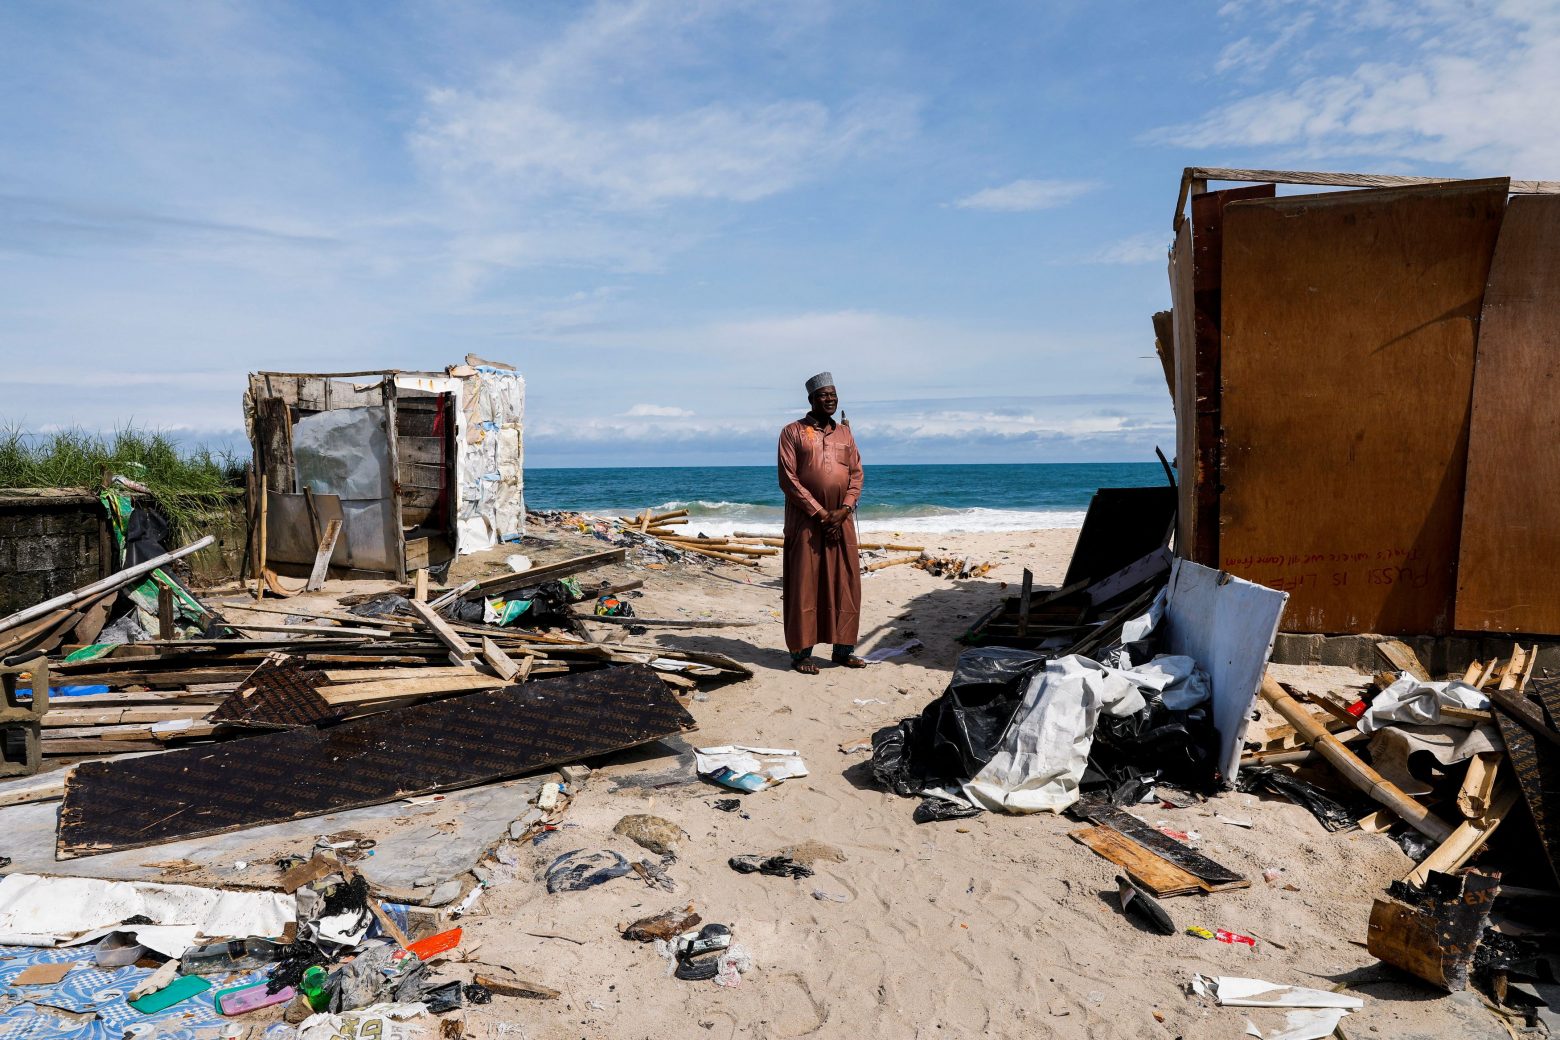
[623,906,702,942]
[1235,766,1358,833]
[1191,975,1363,1009]
[1115,874,1175,935]
[696,746,809,791]
[913,796,983,824]
[728,855,814,879]
[546,850,632,893]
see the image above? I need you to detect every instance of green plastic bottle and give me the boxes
[300,966,330,1012]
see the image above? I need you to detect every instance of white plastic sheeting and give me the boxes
[960,655,1146,813]
[0,873,293,956]
[452,365,525,554]
[1358,677,1490,734]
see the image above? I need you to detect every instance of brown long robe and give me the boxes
[778,414,864,652]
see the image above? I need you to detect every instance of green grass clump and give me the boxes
[0,427,243,539]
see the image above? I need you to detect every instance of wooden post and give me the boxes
[306,519,342,592]
[1017,569,1033,637]
[413,568,429,602]
[1259,676,1454,842]
[254,474,268,600]
[156,582,175,641]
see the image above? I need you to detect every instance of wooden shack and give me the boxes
[245,358,525,581]
[1160,169,1560,637]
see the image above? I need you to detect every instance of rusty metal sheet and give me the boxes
[1185,183,1275,568]
[1455,195,1560,634]
[208,656,335,729]
[58,665,695,857]
[1218,179,1508,635]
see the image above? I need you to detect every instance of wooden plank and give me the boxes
[1187,182,1276,567]
[317,673,504,706]
[1075,801,1249,888]
[1367,869,1500,992]
[1218,180,1509,635]
[1376,639,1431,682]
[480,637,520,682]
[407,599,477,664]
[1456,196,1560,633]
[472,549,627,597]
[306,519,342,592]
[321,667,484,683]
[1188,166,1560,195]
[413,568,429,602]
[1069,825,1205,897]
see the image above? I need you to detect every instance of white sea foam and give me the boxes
[654,507,1087,538]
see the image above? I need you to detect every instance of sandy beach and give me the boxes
[388,524,1500,1040]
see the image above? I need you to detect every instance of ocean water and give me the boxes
[524,462,1167,536]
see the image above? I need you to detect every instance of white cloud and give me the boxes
[626,403,694,417]
[1081,231,1169,265]
[952,179,1097,212]
[1150,1,1560,175]
[411,3,917,212]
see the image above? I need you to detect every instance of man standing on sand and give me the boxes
[778,372,865,674]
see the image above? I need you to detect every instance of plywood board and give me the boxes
[59,665,695,856]
[1069,825,1204,897]
[1187,183,1275,568]
[1455,195,1560,633]
[1219,179,1509,634]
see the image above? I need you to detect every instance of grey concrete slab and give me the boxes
[0,775,546,897]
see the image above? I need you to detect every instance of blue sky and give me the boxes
[2,0,1555,467]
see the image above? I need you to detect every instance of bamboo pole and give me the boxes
[705,544,777,556]
[1259,676,1453,842]
[1405,781,1519,885]
[864,555,920,573]
[729,537,784,548]
[676,543,759,567]
[859,542,925,552]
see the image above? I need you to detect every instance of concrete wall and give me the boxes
[0,493,108,618]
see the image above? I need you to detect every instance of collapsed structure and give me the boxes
[1156,168,1560,639]
[245,355,526,582]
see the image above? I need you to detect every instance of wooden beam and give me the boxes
[407,599,477,664]
[1190,166,1560,195]
[481,637,520,682]
[317,673,505,706]
[306,518,342,592]
[1376,640,1431,681]
[0,536,215,635]
[472,549,626,597]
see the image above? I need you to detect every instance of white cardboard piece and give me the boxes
[0,873,293,956]
[1159,560,1288,783]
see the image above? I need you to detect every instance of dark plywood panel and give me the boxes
[1455,195,1560,633]
[1169,221,1197,558]
[1062,487,1177,587]
[208,656,335,729]
[59,665,695,857]
[1187,183,1276,568]
[1494,696,1560,884]
[1219,180,1509,635]
[1076,801,1247,887]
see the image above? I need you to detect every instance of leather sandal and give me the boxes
[792,658,820,675]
